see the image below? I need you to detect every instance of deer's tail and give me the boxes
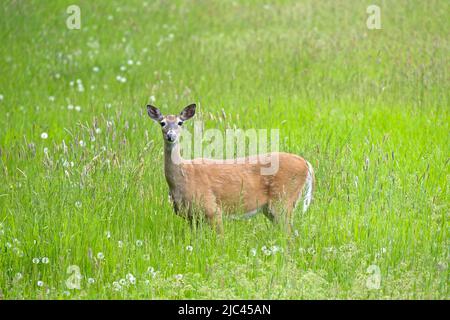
[302,160,315,212]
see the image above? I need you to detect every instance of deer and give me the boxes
[146,103,315,235]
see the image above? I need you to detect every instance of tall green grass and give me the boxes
[0,0,448,299]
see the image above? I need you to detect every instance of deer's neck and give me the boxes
[164,142,185,190]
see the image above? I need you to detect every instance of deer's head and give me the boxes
[147,104,196,144]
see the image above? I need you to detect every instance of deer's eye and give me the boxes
[178,121,183,126]
[160,121,166,127]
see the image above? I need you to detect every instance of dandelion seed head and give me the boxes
[75,201,82,208]
[112,281,121,291]
[75,106,81,112]
[136,240,143,247]
[32,257,40,264]
[88,278,95,284]
[271,245,282,253]
[41,132,48,139]
[185,245,193,252]
[97,252,104,260]
[41,257,49,264]
[126,273,136,284]
[37,280,44,287]
[175,274,183,281]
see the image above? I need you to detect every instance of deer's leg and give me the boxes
[266,199,294,234]
[204,200,224,236]
[262,203,275,222]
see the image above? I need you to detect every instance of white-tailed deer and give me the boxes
[147,104,315,234]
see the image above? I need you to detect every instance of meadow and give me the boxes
[0,0,448,299]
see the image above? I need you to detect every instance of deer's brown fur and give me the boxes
[148,104,315,234]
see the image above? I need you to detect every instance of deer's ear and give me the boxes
[147,105,163,121]
[180,104,196,121]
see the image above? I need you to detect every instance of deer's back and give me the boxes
[180,152,309,214]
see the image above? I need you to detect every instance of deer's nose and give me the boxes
[166,130,177,142]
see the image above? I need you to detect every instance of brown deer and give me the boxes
[147,103,315,234]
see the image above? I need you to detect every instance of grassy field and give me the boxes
[0,0,448,299]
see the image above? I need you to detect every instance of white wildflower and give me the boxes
[175,274,183,281]
[112,281,121,291]
[126,273,136,284]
